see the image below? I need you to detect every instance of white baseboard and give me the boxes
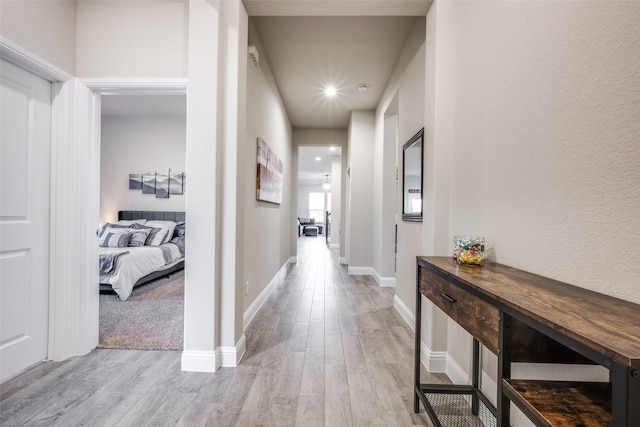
[348,266,372,275]
[243,259,292,330]
[394,295,415,328]
[219,334,246,367]
[289,256,298,264]
[339,257,347,265]
[372,269,396,287]
[181,350,218,373]
[446,353,470,384]
[393,295,447,373]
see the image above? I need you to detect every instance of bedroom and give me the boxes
[98,93,187,349]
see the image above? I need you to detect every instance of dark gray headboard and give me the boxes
[118,211,185,222]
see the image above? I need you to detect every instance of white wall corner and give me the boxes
[372,269,396,288]
[339,257,348,265]
[181,350,219,373]
[347,266,373,276]
[219,334,246,367]
[330,243,340,249]
[393,295,447,373]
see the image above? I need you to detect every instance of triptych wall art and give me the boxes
[129,171,185,198]
[256,137,283,205]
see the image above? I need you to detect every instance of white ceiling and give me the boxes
[252,16,420,128]
[243,0,431,17]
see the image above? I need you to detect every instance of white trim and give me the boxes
[347,266,372,276]
[423,343,448,373]
[219,334,246,367]
[394,294,414,328]
[372,269,396,287]
[446,352,470,385]
[289,256,298,264]
[0,37,72,82]
[243,259,291,330]
[81,78,188,95]
[393,295,447,373]
[181,350,219,373]
[339,257,348,265]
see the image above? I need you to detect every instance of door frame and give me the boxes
[82,77,188,347]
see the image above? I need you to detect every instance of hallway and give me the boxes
[1,237,444,426]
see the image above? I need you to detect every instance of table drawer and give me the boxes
[419,268,499,354]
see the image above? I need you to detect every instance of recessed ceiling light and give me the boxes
[324,86,337,97]
[329,146,336,152]
[315,157,321,161]
[357,84,369,92]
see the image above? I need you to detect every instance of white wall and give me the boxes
[347,110,375,272]
[76,0,188,78]
[330,155,342,247]
[100,114,186,223]
[243,18,293,311]
[0,0,76,74]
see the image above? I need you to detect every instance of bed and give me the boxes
[99,210,185,300]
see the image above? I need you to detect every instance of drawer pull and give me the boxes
[441,293,456,303]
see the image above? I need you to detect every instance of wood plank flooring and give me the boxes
[1,237,447,426]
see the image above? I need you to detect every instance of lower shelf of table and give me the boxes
[502,379,612,426]
[415,384,497,427]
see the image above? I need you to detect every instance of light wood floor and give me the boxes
[1,237,446,426]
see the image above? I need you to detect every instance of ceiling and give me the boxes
[252,15,420,128]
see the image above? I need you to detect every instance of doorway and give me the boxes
[97,93,187,350]
[297,145,342,250]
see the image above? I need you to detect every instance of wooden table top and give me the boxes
[417,256,640,367]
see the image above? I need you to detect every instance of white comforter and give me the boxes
[99,244,182,300]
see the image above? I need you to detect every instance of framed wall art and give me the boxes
[256,137,283,204]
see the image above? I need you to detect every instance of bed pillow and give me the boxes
[100,232,133,248]
[145,220,177,245]
[118,219,147,226]
[127,228,151,247]
[131,224,168,246]
[174,221,186,238]
[98,222,131,237]
[98,226,132,243]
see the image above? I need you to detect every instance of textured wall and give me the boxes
[0,0,76,74]
[432,0,640,304]
[76,0,187,77]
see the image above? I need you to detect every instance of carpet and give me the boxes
[98,270,184,350]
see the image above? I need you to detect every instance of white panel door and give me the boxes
[0,59,52,382]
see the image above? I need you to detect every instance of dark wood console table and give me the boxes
[414,256,640,427]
